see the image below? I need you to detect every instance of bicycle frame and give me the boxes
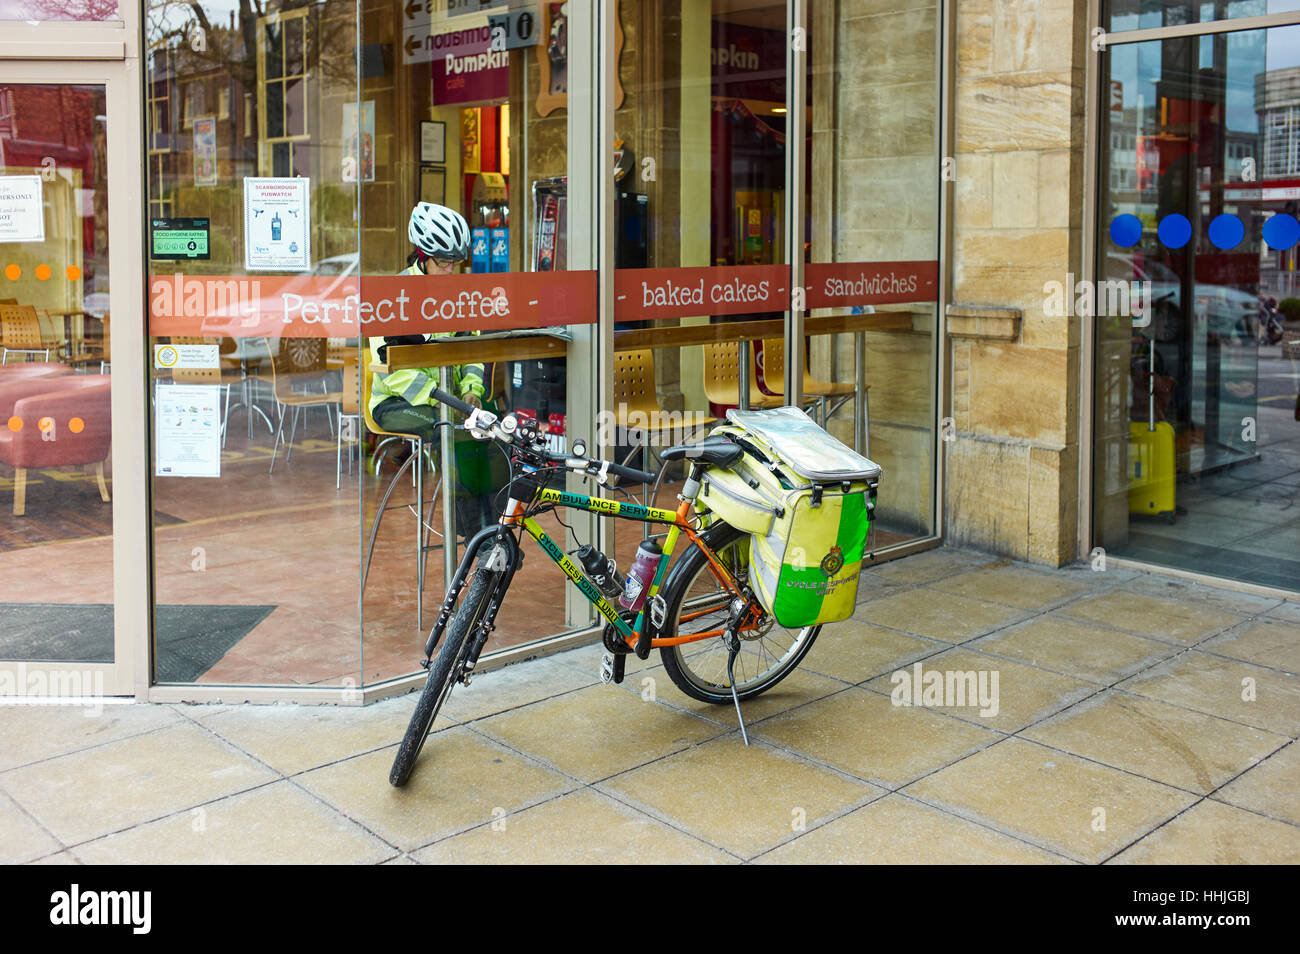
[509,486,747,652]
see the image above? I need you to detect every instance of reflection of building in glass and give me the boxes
[1256,66,1300,178]
[1254,66,1300,295]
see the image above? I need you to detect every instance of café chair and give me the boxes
[758,337,859,427]
[262,337,341,474]
[0,304,53,364]
[614,348,713,516]
[702,340,783,411]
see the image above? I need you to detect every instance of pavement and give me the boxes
[2,546,1298,864]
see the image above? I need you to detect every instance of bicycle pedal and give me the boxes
[649,594,667,630]
[599,653,615,684]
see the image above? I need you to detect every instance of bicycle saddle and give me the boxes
[659,437,743,467]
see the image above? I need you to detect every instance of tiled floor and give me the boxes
[2,546,1297,864]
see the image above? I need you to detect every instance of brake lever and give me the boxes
[463,407,498,440]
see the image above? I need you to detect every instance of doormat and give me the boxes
[0,604,276,683]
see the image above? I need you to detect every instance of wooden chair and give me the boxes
[361,345,429,477]
[702,340,783,411]
[614,348,714,513]
[336,351,360,489]
[64,315,110,373]
[0,305,52,364]
[261,337,341,474]
[326,339,351,372]
[759,337,859,426]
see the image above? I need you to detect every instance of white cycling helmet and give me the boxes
[408,202,470,261]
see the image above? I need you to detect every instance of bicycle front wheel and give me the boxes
[659,523,820,704]
[389,567,497,786]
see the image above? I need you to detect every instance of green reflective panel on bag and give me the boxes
[750,486,870,628]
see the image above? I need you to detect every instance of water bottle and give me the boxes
[618,540,662,612]
[574,545,624,599]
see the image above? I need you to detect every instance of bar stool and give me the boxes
[360,346,441,630]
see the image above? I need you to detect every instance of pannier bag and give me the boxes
[698,406,881,628]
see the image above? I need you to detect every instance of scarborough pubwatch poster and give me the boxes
[243,177,311,272]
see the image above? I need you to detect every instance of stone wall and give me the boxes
[947,0,1088,564]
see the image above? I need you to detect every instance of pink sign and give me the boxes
[430,24,508,105]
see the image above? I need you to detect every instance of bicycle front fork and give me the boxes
[421,523,519,667]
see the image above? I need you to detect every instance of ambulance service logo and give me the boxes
[820,545,844,578]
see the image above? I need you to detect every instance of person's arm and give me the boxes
[458,362,486,407]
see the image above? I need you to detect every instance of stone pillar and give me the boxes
[946,0,1088,565]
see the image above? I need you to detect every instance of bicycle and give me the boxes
[388,387,822,786]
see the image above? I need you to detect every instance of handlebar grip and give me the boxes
[429,387,476,417]
[605,459,658,485]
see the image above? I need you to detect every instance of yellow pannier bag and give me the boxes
[702,407,881,628]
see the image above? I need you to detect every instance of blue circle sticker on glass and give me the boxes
[1207,213,1244,250]
[1263,213,1300,251]
[1109,213,1143,248]
[1157,214,1192,249]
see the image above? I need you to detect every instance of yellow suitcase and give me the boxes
[1128,420,1176,523]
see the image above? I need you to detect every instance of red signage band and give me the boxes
[615,265,788,321]
[147,271,598,338]
[146,261,939,339]
[804,260,939,309]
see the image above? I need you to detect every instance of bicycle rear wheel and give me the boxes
[659,523,820,704]
[389,567,497,786]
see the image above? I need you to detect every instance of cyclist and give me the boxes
[368,202,497,535]
[368,202,484,426]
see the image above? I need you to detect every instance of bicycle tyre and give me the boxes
[659,522,820,704]
[389,567,497,786]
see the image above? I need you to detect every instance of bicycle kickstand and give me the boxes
[722,629,749,746]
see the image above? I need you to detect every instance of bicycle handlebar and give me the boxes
[429,387,477,418]
[426,387,659,487]
[602,459,658,485]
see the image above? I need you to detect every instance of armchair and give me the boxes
[0,375,111,515]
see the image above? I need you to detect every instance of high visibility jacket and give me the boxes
[368,262,485,414]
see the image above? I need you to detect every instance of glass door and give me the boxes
[1094,21,1300,590]
[0,59,141,697]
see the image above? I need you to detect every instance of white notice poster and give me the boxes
[0,175,45,243]
[243,176,311,271]
[155,383,223,478]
